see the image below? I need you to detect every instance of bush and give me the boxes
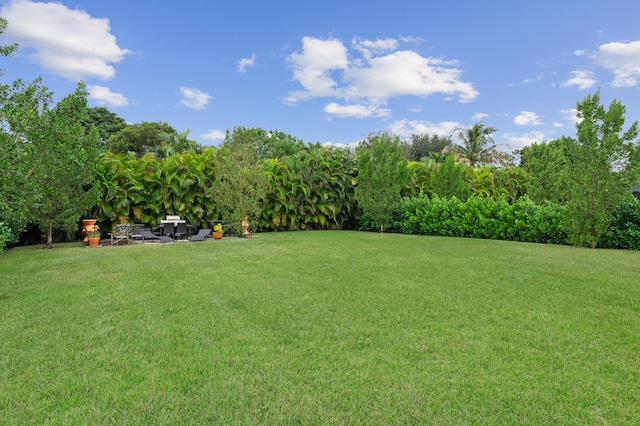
[598,197,640,250]
[399,194,568,245]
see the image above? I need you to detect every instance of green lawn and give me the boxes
[1,231,639,424]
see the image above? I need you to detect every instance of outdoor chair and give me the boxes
[142,230,174,243]
[162,222,174,238]
[110,224,131,246]
[190,228,210,242]
[130,224,145,242]
[175,222,187,240]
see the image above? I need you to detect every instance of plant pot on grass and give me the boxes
[212,223,223,240]
[86,227,101,247]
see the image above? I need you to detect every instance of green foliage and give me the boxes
[450,122,511,166]
[260,145,357,231]
[518,138,570,204]
[598,196,640,250]
[0,17,18,67]
[564,89,640,248]
[402,133,451,161]
[96,149,218,228]
[106,121,176,157]
[81,106,126,145]
[429,154,471,200]
[156,129,202,159]
[25,82,103,247]
[399,194,567,244]
[211,127,270,234]
[355,132,409,232]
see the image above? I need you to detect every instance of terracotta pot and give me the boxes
[82,218,97,242]
[87,237,100,247]
[212,231,223,240]
[241,216,250,236]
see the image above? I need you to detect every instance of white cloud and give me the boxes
[559,108,580,126]
[285,36,349,103]
[324,102,390,118]
[1,0,131,80]
[201,129,225,142]
[179,87,211,110]
[352,36,398,60]
[513,111,542,126]
[388,119,460,138]
[593,40,640,87]
[285,36,478,108]
[472,112,489,121]
[502,131,546,151]
[237,53,256,73]
[88,85,128,107]
[561,70,596,90]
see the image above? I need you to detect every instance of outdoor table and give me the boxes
[160,219,186,238]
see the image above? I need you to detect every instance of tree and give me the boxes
[0,17,18,71]
[210,127,270,235]
[156,129,202,159]
[24,82,103,248]
[403,133,452,161]
[564,89,640,248]
[355,132,409,232]
[517,138,571,204]
[429,154,471,200]
[106,121,175,156]
[81,106,126,145]
[449,122,510,166]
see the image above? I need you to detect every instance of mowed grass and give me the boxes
[1,231,639,424]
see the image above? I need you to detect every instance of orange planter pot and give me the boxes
[87,237,100,247]
[82,218,97,242]
[212,231,223,240]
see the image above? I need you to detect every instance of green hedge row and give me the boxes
[360,194,640,249]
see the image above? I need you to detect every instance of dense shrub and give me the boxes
[598,197,640,250]
[399,195,568,244]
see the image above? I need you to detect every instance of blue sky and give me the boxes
[2,0,640,152]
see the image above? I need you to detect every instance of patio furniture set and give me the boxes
[107,215,216,245]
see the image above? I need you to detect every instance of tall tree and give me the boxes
[403,133,451,161]
[24,82,103,248]
[156,129,202,159]
[81,106,126,145]
[355,132,408,232]
[106,121,175,156]
[449,122,510,166]
[429,154,471,200]
[564,89,640,247]
[210,127,269,235]
[517,138,571,204]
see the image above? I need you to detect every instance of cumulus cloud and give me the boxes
[388,119,460,138]
[561,70,596,90]
[323,102,390,118]
[238,53,256,73]
[285,36,478,115]
[472,112,489,121]
[513,111,542,126]
[593,40,640,87]
[502,131,546,151]
[179,87,211,110]
[1,0,131,80]
[201,129,226,143]
[559,108,580,126]
[88,85,128,107]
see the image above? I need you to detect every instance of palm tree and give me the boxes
[449,122,510,166]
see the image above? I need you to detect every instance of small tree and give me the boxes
[355,132,408,232]
[24,82,103,248]
[429,154,471,200]
[211,127,269,235]
[565,89,640,247]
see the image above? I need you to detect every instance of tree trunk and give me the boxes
[46,219,54,249]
